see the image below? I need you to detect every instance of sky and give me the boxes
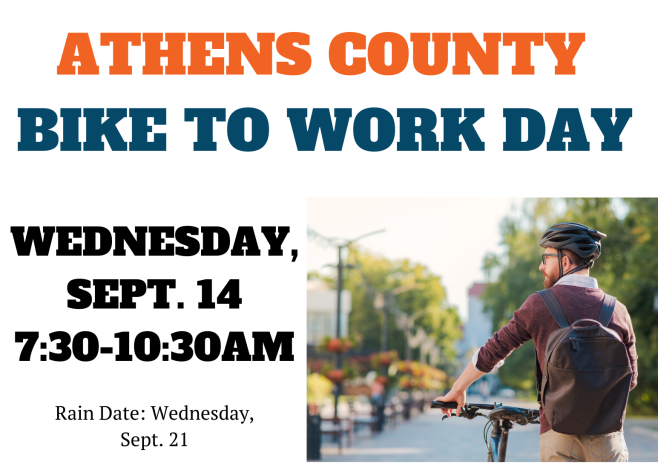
[307,198,524,321]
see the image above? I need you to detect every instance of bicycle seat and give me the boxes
[488,406,529,425]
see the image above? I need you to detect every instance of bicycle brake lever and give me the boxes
[441,409,483,421]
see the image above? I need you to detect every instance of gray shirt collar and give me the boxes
[554,274,598,289]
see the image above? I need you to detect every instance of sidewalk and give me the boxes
[320,399,658,462]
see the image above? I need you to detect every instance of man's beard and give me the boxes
[543,269,559,289]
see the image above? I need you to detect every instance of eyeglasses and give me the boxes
[541,253,558,264]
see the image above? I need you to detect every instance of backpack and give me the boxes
[534,288,633,435]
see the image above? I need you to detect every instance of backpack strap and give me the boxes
[598,294,617,328]
[534,349,543,405]
[537,288,569,328]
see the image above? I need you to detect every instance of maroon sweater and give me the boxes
[477,285,638,434]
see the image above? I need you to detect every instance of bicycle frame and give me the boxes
[487,421,499,462]
[487,419,514,462]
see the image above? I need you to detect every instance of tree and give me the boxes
[615,199,658,413]
[309,246,462,370]
[481,203,548,391]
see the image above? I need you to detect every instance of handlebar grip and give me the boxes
[530,409,540,417]
[430,400,458,409]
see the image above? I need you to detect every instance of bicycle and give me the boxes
[430,400,540,462]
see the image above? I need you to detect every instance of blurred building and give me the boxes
[456,283,493,369]
[307,281,351,345]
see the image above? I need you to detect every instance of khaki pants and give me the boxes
[540,429,629,462]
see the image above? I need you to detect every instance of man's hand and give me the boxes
[433,361,484,417]
[433,389,466,417]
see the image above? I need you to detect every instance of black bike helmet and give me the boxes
[540,222,606,277]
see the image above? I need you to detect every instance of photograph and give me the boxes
[307,198,658,462]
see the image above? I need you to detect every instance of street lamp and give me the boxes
[392,308,434,360]
[309,228,386,418]
[376,283,417,353]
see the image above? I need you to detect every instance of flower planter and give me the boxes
[325,369,345,384]
[320,337,354,353]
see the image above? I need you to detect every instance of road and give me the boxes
[319,398,658,462]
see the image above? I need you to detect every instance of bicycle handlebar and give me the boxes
[430,400,540,417]
[429,401,458,409]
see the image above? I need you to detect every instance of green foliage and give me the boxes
[482,198,658,414]
[314,247,462,370]
[481,203,546,391]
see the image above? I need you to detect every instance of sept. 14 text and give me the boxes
[67,279,242,310]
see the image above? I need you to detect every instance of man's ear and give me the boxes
[562,255,572,271]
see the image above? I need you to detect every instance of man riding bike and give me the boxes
[434,222,638,462]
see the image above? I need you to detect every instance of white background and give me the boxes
[1,0,656,473]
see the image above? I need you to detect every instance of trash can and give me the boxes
[307,407,321,461]
[402,399,412,420]
[375,402,385,432]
